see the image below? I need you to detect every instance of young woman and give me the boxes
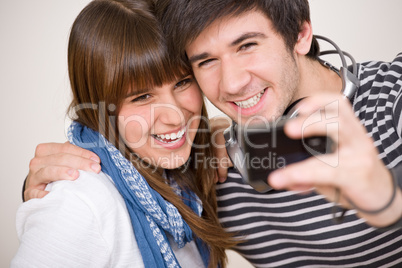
[11,0,235,267]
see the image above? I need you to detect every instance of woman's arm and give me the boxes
[13,174,111,267]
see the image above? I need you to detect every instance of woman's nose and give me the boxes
[152,100,185,126]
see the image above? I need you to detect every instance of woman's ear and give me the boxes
[295,21,313,55]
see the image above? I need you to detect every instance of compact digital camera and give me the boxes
[223,117,334,192]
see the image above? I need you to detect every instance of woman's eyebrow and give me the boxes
[124,87,153,98]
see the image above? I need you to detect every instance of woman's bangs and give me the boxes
[126,31,190,91]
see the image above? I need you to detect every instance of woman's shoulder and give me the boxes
[47,170,115,193]
[16,170,129,236]
[13,170,140,267]
[45,170,122,206]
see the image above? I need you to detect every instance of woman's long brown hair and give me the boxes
[67,0,237,267]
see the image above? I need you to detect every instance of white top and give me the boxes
[11,170,205,268]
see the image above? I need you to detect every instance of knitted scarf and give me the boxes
[68,122,210,267]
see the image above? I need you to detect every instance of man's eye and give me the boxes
[198,58,215,68]
[175,77,193,89]
[131,94,151,102]
[239,42,257,51]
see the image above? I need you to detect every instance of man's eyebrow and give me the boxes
[188,32,267,64]
[188,52,210,64]
[230,32,267,47]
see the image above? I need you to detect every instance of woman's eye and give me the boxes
[239,42,257,51]
[131,94,151,102]
[175,77,193,89]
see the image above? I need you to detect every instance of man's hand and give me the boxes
[24,142,101,201]
[267,93,402,227]
[209,116,233,183]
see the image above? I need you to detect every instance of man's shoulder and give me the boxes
[357,53,402,83]
[354,53,402,168]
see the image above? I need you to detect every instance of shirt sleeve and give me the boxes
[393,79,402,139]
[11,179,112,268]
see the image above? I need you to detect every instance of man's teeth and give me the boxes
[154,129,185,143]
[234,90,265,109]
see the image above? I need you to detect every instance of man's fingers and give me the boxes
[30,166,80,185]
[30,153,101,175]
[24,142,102,202]
[284,106,342,148]
[35,142,100,163]
[24,166,80,202]
[268,155,339,190]
[61,142,100,162]
[217,162,229,183]
[215,140,232,183]
[210,116,232,183]
[25,155,101,202]
[24,188,49,201]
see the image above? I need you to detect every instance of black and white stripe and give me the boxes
[216,53,402,267]
[354,54,402,168]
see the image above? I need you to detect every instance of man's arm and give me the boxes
[24,142,101,201]
[268,93,402,228]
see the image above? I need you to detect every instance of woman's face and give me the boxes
[118,75,203,169]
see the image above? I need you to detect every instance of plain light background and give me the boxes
[1,0,401,267]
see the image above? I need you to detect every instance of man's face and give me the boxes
[186,10,301,125]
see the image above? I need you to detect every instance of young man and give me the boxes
[24,0,402,266]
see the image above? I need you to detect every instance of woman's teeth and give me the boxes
[154,129,185,143]
[234,90,265,109]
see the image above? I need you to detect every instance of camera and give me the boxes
[223,117,334,192]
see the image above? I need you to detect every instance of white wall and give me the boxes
[1,1,401,267]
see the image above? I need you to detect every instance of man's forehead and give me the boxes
[185,10,271,53]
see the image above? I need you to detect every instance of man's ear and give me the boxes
[295,21,313,55]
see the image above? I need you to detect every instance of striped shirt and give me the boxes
[216,53,402,267]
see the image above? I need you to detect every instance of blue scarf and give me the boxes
[68,122,210,267]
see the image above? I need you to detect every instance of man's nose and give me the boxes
[219,58,251,95]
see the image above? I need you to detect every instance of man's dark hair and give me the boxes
[156,0,320,67]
